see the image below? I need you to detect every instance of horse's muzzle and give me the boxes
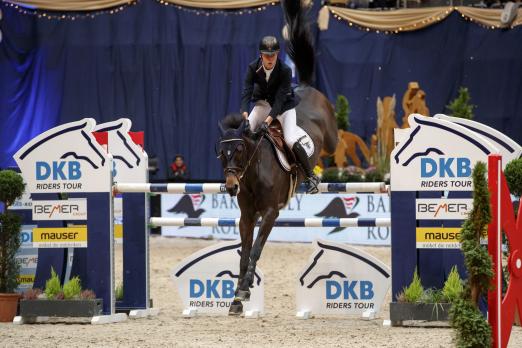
[225,172,240,196]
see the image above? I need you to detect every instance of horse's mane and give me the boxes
[281,0,314,85]
[220,113,244,130]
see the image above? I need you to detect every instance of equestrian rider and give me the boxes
[240,35,320,194]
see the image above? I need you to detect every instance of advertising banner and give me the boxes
[161,193,390,245]
[15,225,38,293]
[32,226,88,248]
[32,199,87,221]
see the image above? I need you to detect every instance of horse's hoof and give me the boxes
[229,301,243,316]
[234,289,251,302]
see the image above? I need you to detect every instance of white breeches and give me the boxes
[247,101,307,148]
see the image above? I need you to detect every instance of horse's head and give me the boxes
[216,114,251,196]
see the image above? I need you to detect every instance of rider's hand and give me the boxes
[242,112,249,119]
[252,122,269,139]
[259,121,269,135]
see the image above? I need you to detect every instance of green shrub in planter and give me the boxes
[335,95,350,131]
[0,169,25,293]
[63,276,82,299]
[443,266,464,303]
[421,288,446,304]
[45,268,62,299]
[403,269,424,303]
[446,87,475,120]
[504,158,522,198]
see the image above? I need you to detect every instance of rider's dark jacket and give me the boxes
[240,58,299,117]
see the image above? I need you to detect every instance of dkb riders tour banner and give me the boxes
[160,193,390,245]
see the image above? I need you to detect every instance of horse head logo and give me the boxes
[392,114,493,168]
[15,118,106,170]
[434,114,522,163]
[14,118,112,193]
[95,119,146,181]
[296,240,390,316]
[171,240,264,315]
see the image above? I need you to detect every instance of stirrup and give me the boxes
[305,175,320,194]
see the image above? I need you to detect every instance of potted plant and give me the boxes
[0,170,25,322]
[19,268,102,319]
[390,266,463,325]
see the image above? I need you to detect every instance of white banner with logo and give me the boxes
[296,240,390,316]
[13,118,112,193]
[391,114,499,191]
[161,193,390,245]
[32,199,87,221]
[172,240,264,315]
[10,190,32,210]
[16,225,38,292]
[415,198,472,220]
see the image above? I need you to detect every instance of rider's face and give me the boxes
[261,52,278,70]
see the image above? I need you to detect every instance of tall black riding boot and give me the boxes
[292,142,320,194]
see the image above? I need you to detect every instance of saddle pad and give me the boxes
[265,135,292,172]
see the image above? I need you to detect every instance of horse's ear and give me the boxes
[218,121,226,136]
[240,119,250,135]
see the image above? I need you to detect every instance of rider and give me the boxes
[240,35,320,194]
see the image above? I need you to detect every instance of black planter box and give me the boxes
[20,299,103,318]
[389,302,452,326]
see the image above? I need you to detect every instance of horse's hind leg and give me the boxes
[229,199,256,316]
[236,206,278,301]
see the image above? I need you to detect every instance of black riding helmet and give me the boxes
[259,36,280,56]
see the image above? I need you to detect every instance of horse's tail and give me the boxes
[281,0,314,85]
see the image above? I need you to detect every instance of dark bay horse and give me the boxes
[216,0,338,315]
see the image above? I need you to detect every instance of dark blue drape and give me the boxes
[0,1,286,180]
[1,2,521,180]
[316,12,522,145]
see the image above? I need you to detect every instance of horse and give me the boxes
[216,0,338,315]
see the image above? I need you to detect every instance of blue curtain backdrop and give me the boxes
[316,12,522,144]
[1,1,521,180]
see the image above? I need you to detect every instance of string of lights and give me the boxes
[0,0,277,20]
[1,1,519,30]
[0,0,138,20]
[155,1,277,16]
[329,6,521,33]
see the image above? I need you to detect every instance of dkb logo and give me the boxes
[36,161,82,180]
[421,157,471,178]
[189,279,235,299]
[21,231,32,244]
[326,280,374,300]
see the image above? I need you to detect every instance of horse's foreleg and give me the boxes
[238,215,255,287]
[229,213,256,316]
[236,206,278,301]
[229,196,256,316]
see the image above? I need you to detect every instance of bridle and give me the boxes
[217,135,263,181]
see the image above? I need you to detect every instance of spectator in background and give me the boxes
[169,154,188,182]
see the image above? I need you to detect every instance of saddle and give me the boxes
[265,120,296,172]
